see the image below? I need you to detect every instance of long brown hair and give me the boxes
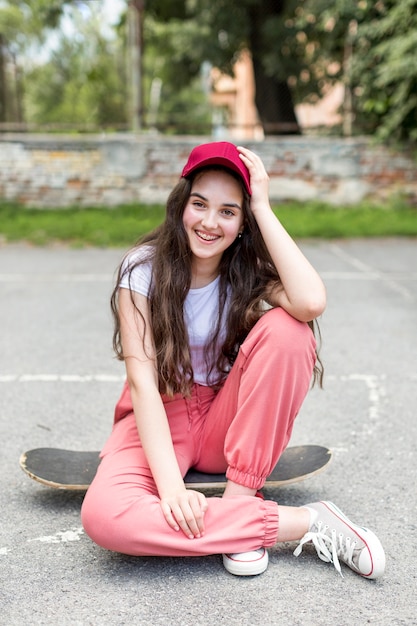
[111,167,323,396]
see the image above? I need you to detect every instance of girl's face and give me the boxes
[182,169,244,272]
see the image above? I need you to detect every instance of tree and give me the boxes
[246,0,301,133]
[0,0,213,132]
[0,32,6,121]
[3,0,416,142]
[24,8,128,128]
[140,13,213,133]
[147,0,417,142]
[0,1,66,120]
[291,0,417,142]
[352,0,417,142]
[145,0,301,135]
[0,0,101,124]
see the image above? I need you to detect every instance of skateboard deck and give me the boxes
[20,445,331,491]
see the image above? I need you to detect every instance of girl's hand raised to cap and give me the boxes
[238,145,326,322]
[237,146,271,214]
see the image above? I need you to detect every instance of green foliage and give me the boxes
[353,0,417,142]
[143,16,211,88]
[149,77,212,134]
[22,6,128,127]
[142,16,212,131]
[290,0,417,142]
[144,1,304,133]
[0,1,129,127]
[146,0,250,76]
[0,0,71,47]
[140,2,251,130]
[1,0,417,142]
[143,0,417,141]
[0,0,69,121]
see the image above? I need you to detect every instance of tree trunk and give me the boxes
[0,34,7,123]
[252,58,300,134]
[248,1,300,135]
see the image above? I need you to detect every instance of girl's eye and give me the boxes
[221,209,235,217]
[193,201,205,209]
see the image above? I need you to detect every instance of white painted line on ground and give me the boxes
[328,244,377,274]
[346,374,386,420]
[326,373,386,420]
[0,374,125,383]
[328,244,415,301]
[0,274,113,282]
[1,373,415,386]
[1,271,416,283]
[321,271,417,280]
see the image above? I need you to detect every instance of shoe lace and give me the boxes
[293,521,356,577]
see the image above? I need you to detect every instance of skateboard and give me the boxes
[20,445,331,491]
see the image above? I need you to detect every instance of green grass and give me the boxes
[276,199,417,239]
[0,202,166,247]
[0,198,416,247]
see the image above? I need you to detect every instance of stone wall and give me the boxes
[0,134,415,207]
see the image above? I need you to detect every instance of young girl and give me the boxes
[81,142,385,579]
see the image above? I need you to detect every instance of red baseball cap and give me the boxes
[181,142,251,195]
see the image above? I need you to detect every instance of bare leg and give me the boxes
[223,479,256,498]
[223,482,310,542]
[276,505,310,542]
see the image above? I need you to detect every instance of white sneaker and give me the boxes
[294,501,386,579]
[223,548,269,576]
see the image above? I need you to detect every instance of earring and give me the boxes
[238,232,243,239]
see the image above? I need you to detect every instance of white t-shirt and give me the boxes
[119,247,228,386]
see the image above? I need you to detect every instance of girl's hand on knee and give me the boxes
[160,489,208,539]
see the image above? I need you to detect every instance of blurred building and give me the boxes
[209,50,264,140]
[209,51,343,139]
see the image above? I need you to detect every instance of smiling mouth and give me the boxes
[195,230,220,242]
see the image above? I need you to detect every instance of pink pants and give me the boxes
[81,308,317,557]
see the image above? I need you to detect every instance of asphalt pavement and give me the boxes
[0,238,416,625]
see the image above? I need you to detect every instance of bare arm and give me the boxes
[118,287,208,538]
[238,146,326,322]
